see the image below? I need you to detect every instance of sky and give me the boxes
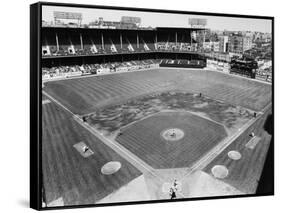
[42,6,272,33]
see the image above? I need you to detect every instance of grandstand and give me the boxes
[41,27,204,57]
[42,25,272,83]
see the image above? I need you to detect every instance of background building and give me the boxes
[228,34,252,54]
[219,35,229,52]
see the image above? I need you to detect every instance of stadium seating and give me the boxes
[42,32,58,56]
[41,28,271,83]
[41,28,206,57]
[42,59,161,80]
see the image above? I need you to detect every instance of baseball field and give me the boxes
[42,68,272,206]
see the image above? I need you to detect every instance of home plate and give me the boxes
[73,142,94,158]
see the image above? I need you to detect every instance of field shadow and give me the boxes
[263,113,273,135]
[256,113,273,195]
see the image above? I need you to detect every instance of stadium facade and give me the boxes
[42,26,263,81]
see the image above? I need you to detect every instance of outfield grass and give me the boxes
[203,108,272,194]
[44,69,272,115]
[42,102,141,206]
[115,111,227,169]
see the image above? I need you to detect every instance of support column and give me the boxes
[137,33,139,49]
[204,30,206,43]
[175,32,177,46]
[80,33,83,50]
[155,33,158,50]
[55,33,59,52]
[101,33,104,50]
[120,33,123,49]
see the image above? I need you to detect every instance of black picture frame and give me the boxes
[30,1,274,210]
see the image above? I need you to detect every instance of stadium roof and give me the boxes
[156,27,206,31]
[42,26,205,32]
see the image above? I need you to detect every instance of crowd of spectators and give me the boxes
[255,66,272,82]
[156,42,198,52]
[42,41,201,57]
[42,59,161,80]
[42,43,154,57]
[42,57,271,83]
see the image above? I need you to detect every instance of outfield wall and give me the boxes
[42,63,160,81]
[206,59,230,73]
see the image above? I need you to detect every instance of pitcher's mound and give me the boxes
[211,165,228,179]
[161,128,184,141]
[101,161,122,175]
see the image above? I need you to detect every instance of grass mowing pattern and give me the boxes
[203,108,272,194]
[44,69,271,115]
[42,102,141,206]
[116,111,227,169]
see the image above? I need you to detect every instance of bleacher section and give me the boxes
[42,59,160,81]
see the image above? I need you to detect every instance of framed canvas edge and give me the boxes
[30,1,275,210]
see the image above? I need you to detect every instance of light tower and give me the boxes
[188,18,207,51]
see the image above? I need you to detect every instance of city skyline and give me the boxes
[43,6,272,33]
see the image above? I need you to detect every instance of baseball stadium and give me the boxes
[41,11,273,207]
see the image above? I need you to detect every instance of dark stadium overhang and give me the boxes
[42,50,205,60]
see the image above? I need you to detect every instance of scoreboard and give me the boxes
[188,18,207,28]
[121,16,141,25]
[53,11,82,20]
[53,11,83,26]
